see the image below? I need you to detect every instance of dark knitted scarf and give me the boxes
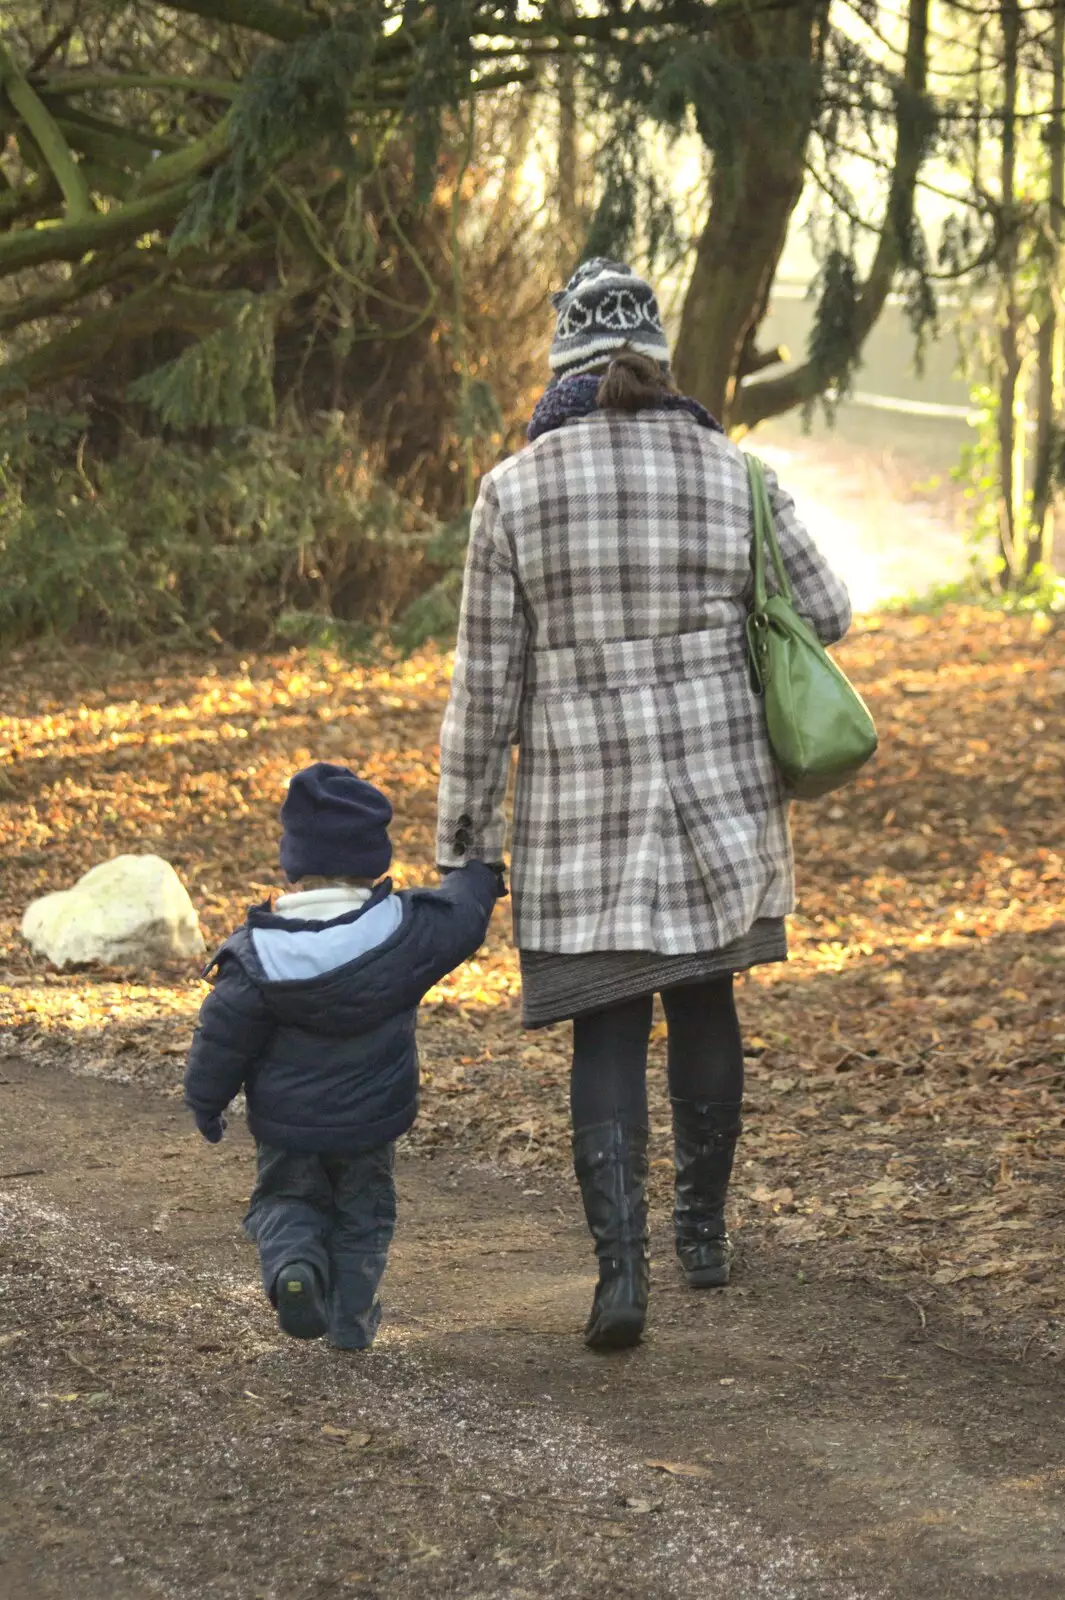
[527,373,723,443]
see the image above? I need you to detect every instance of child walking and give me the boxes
[184,762,498,1349]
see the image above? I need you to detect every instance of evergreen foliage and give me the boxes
[172,15,380,250]
[805,249,862,414]
[0,408,446,648]
[126,296,279,428]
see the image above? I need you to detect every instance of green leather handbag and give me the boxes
[745,454,878,800]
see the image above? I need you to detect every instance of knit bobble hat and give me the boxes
[549,257,670,382]
[279,762,393,882]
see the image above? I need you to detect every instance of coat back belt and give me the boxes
[525,622,746,698]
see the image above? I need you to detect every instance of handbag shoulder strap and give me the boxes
[745,453,794,608]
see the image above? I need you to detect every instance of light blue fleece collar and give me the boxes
[250,887,404,983]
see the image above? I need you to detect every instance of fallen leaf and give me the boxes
[774,1216,823,1244]
[645,1460,713,1479]
[321,1424,371,1445]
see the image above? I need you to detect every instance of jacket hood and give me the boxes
[252,881,402,983]
[214,882,411,1035]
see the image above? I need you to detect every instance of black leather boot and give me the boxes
[672,1099,742,1289]
[572,1119,650,1351]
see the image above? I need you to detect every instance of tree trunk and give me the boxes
[998,0,1023,583]
[1029,0,1065,576]
[488,84,538,240]
[673,0,828,425]
[732,0,931,432]
[557,47,580,269]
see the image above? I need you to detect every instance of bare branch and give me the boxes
[38,72,240,99]
[0,181,193,281]
[148,0,319,43]
[0,40,94,222]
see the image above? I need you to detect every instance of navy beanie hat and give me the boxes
[280,762,393,882]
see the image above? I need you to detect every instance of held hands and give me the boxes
[439,862,509,898]
[195,1111,227,1144]
[488,863,508,899]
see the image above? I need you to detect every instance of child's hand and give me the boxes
[195,1111,226,1144]
[440,862,508,897]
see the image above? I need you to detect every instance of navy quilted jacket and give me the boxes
[183,863,497,1154]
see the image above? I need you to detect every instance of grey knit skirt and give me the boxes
[519,916,787,1030]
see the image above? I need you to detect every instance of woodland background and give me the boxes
[4,0,1065,647]
[4,1,1065,1358]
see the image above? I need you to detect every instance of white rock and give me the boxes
[21,854,206,969]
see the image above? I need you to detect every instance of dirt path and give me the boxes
[756,427,973,609]
[2,1058,1064,1600]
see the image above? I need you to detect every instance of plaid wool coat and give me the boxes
[435,411,852,954]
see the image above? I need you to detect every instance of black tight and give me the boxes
[569,974,744,1130]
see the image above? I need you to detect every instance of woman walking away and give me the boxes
[436,259,852,1351]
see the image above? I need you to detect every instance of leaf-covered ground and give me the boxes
[3,608,1065,1357]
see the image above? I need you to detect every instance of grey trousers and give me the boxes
[244,1142,397,1349]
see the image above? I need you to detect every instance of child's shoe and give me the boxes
[275,1261,327,1340]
